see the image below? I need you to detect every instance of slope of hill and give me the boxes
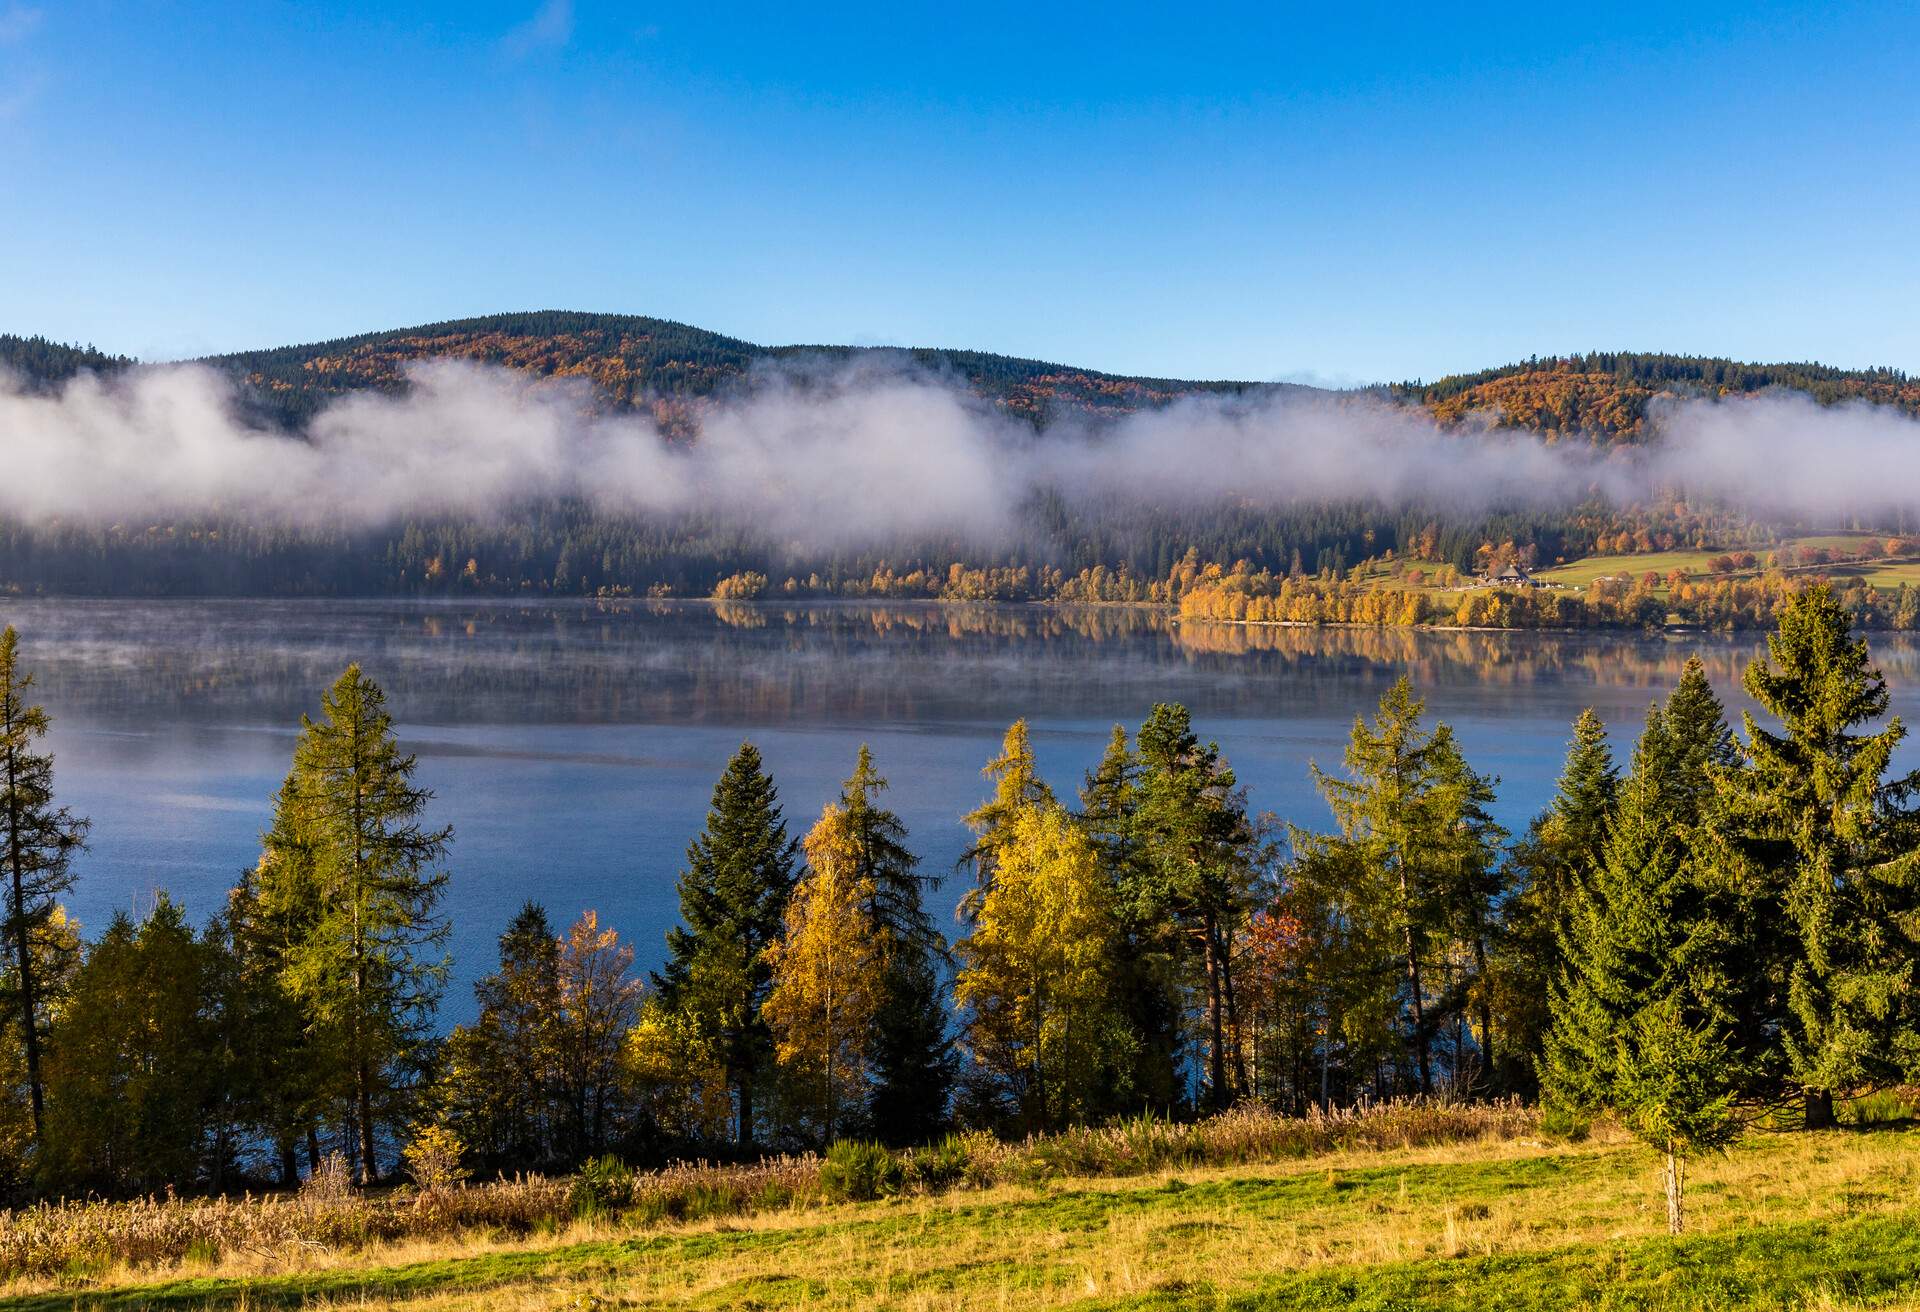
[199,310,1282,430]
[1402,352,1920,443]
[9,316,1916,442]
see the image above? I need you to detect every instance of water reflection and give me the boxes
[7,597,1900,727]
[3,597,1915,1019]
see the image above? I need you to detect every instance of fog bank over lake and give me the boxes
[6,598,1916,1022]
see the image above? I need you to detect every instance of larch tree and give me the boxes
[39,896,221,1197]
[1716,585,1920,1126]
[551,911,644,1161]
[1301,679,1455,1096]
[260,664,451,1182]
[0,625,89,1146]
[954,801,1130,1132]
[654,743,797,1146]
[226,832,335,1185]
[763,802,887,1142]
[1428,730,1507,1093]
[961,719,1055,889]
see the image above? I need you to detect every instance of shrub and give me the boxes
[903,1133,975,1191]
[569,1155,634,1219]
[820,1140,903,1203]
[404,1125,469,1194]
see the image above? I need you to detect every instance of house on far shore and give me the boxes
[1483,563,1548,589]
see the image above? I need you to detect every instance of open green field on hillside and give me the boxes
[11,1126,1920,1312]
[1535,535,1914,597]
[1535,550,1728,589]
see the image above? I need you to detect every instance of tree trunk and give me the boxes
[1218,919,1250,1098]
[357,1056,378,1183]
[1403,920,1431,1095]
[306,1124,322,1174]
[4,731,44,1143]
[1203,915,1227,1108]
[1804,1088,1837,1130]
[279,1138,300,1188]
[1471,928,1494,1096]
[1663,1148,1685,1236]
[737,1074,755,1147]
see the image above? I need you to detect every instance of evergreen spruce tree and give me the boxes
[258,665,451,1182]
[1079,723,1180,1110]
[443,902,562,1172]
[1546,669,1751,1233]
[1717,585,1920,1125]
[838,745,956,1143]
[1135,703,1256,1108]
[0,626,88,1146]
[1498,709,1618,1092]
[654,744,798,1145]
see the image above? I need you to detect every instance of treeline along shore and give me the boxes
[1,584,1917,1240]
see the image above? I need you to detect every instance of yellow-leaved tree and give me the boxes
[762,803,888,1141]
[955,802,1131,1133]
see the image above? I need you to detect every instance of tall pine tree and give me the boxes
[1135,703,1256,1109]
[1546,666,1752,1233]
[259,665,451,1182]
[837,746,956,1144]
[0,626,88,1147]
[654,743,797,1146]
[1716,585,1920,1125]
[1498,708,1617,1093]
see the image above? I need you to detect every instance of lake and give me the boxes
[5,597,1917,1022]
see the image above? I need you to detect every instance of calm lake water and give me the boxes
[6,598,1918,1022]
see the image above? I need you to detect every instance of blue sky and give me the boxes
[1,0,1916,382]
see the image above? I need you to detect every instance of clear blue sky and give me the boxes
[2,0,1917,383]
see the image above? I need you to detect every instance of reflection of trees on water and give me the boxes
[3,598,1915,728]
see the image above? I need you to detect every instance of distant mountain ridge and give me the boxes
[4,312,1916,441]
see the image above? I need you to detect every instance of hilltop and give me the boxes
[194,310,1284,431]
[11,313,1916,440]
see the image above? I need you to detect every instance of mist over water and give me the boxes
[8,596,1920,1023]
[5,357,1920,542]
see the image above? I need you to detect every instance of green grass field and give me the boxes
[12,1126,1920,1311]
[1534,535,1916,598]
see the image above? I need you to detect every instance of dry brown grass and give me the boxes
[11,1121,1920,1311]
[0,1099,1528,1285]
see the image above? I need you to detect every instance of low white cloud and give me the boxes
[0,353,1915,543]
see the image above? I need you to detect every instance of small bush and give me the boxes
[404,1125,469,1194]
[904,1134,975,1191]
[569,1155,634,1219]
[820,1140,903,1203]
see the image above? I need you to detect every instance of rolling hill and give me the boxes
[6,313,1916,442]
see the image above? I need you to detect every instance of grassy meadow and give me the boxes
[8,1117,1920,1312]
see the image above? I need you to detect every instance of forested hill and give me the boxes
[6,316,1916,442]
[0,334,133,392]
[196,310,1281,430]
[1400,352,1920,443]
